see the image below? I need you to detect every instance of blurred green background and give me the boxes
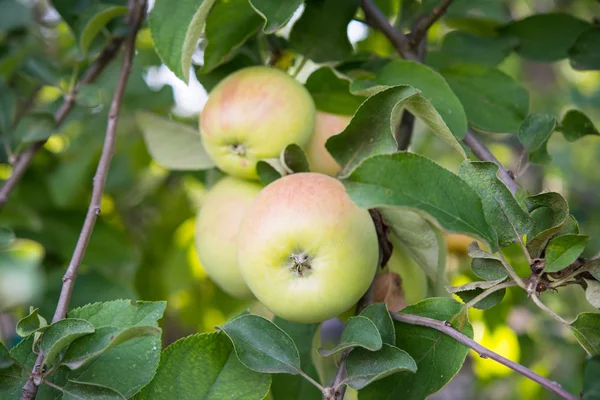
[0,0,599,398]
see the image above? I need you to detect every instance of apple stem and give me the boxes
[229,143,246,156]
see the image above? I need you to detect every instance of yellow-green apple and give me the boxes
[305,111,351,176]
[200,66,316,180]
[194,176,262,299]
[237,172,379,323]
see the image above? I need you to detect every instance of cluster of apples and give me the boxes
[195,66,379,324]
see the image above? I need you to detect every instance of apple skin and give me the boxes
[305,111,351,176]
[194,176,262,299]
[200,66,316,180]
[237,173,379,323]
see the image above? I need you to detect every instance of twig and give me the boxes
[360,0,419,61]
[0,37,125,209]
[327,350,349,400]
[410,0,454,44]
[530,293,571,327]
[391,312,578,400]
[19,2,145,399]
[464,280,517,309]
[463,130,519,194]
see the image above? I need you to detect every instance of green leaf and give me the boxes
[219,314,301,374]
[361,298,473,400]
[318,316,383,356]
[271,318,321,400]
[518,114,557,155]
[570,28,600,71]
[202,0,262,72]
[0,342,14,369]
[249,0,303,33]
[289,0,359,63]
[0,227,15,248]
[16,307,48,337]
[427,30,517,67]
[468,242,507,281]
[525,192,569,258]
[351,60,468,142]
[380,207,445,282]
[62,325,161,369]
[499,13,589,62]
[441,64,529,133]
[68,300,166,328]
[447,278,506,310]
[75,84,102,108]
[458,161,533,247]
[559,110,600,142]
[556,214,580,237]
[583,356,600,400]
[282,144,310,173]
[136,111,215,171]
[344,344,417,390]
[585,280,600,309]
[61,380,126,400]
[544,234,590,273]
[195,52,256,92]
[40,319,95,367]
[256,159,284,185]
[572,313,600,355]
[360,303,395,345]
[14,112,55,144]
[78,4,128,56]
[21,57,61,87]
[343,153,498,249]
[0,79,15,136]
[304,67,364,115]
[140,332,271,400]
[0,335,36,397]
[149,0,216,82]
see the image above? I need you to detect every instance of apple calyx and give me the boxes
[228,143,247,157]
[290,252,312,277]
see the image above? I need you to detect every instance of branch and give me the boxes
[0,37,125,209]
[360,0,419,61]
[20,2,146,399]
[391,312,579,400]
[410,0,454,44]
[463,130,519,194]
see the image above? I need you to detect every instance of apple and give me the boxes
[200,66,316,180]
[194,176,262,299]
[305,111,351,176]
[237,173,379,323]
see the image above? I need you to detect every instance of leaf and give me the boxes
[62,325,161,370]
[343,153,498,249]
[571,313,600,355]
[139,332,271,400]
[61,380,126,400]
[21,57,61,87]
[585,280,600,309]
[195,52,256,92]
[559,110,600,142]
[468,241,507,281]
[149,0,216,82]
[219,314,301,374]
[499,13,589,62]
[351,60,468,143]
[14,112,56,144]
[458,161,533,247]
[517,114,557,155]
[289,0,359,63]
[525,192,569,258]
[583,356,600,400]
[249,0,303,33]
[427,30,517,67]
[441,64,529,133]
[68,300,166,328]
[447,278,507,310]
[281,144,309,173]
[556,214,580,237]
[271,319,321,400]
[304,67,364,115]
[447,278,505,293]
[344,344,417,390]
[256,159,285,185]
[0,227,15,248]
[202,0,262,72]
[570,28,600,71]
[75,84,102,108]
[136,111,215,171]
[0,79,15,136]
[544,234,590,273]
[40,319,95,367]
[0,342,14,369]
[380,208,445,282]
[318,316,383,356]
[16,307,48,337]
[359,303,395,345]
[78,4,128,56]
[360,298,473,400]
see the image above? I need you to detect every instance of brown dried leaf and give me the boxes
[374,271,407,311]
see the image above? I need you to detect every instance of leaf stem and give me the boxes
[297,368,326,392]
[291,56,308,79]
[464,280,517,309]
[496,251,527,290]
[391,312,578,400]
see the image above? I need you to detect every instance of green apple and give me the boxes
[305,111,351,176]
[237,172,379,323]
[200,66,316,180]
[386,246,428,305]
[194,176,262,299]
